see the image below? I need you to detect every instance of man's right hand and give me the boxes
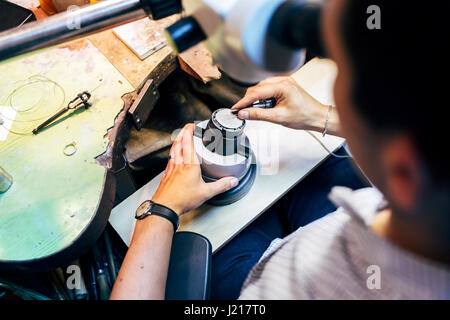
[231,77,337,133]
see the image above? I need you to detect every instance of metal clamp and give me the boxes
[128,79,159,130]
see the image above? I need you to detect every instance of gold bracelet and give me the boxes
[322,105,333,137]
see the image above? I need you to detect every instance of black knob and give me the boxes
[269,0,324,57]
[140,0,182,20]
[203,109,246,156]
[165,16,207,53]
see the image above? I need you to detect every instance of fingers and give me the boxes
[169,123,200,166]
[232,85,277,111]
[181,123,199,165]
[169,128,183,164]
[231,84,286,123]
[258,76,292,85]
[231,78,289,111]
[240,107,283,123]
[205,176,239,198]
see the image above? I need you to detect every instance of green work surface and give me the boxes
[0,40,133,262]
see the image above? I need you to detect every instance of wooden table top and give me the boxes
[0,4,178,269]
[18,1,178,90]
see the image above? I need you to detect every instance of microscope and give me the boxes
[0,0,324,204]
[0,0,324,82]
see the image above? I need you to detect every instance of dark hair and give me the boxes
[340,1,450,184]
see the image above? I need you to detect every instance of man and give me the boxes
[110,0,450,299]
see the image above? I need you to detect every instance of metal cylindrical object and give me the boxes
[0,0,147,61]
[194,119,251,182]
[193,110,257,206]
[0,166,13,193]
[203,108,246,156]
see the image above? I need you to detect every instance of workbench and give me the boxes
[109,58,345,253]
[0,2,342,271]
[0,4,179,270]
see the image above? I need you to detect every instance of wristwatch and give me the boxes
[135,200,179,232]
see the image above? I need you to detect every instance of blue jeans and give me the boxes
[210,147,370,299]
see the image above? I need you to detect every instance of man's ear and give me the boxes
[380,136,421,213]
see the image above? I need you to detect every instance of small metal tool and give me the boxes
[231,98,276,114]
[32,91,91,135]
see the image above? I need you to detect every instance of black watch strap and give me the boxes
[136,201,179,232]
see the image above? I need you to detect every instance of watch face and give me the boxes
[136,200,151,219]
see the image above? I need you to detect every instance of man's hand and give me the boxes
[151,123,239,215]
[231,77,339,134]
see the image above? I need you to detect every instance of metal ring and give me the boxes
[63,142,77,156]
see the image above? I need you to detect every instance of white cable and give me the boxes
[306,130,351,159]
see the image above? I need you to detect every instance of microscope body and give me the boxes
[0,0,323,85]
[180,0,307,84]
